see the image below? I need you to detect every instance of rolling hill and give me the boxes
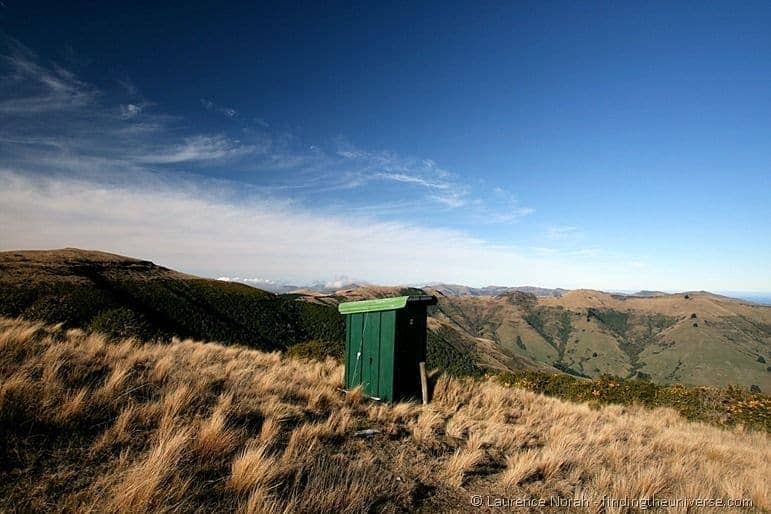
[1,249,769,391]
[425,288,770,390]
[0,249,344,351]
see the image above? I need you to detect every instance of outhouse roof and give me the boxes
[338,295,436,315]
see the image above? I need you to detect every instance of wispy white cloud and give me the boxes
[375,172,441,188]
[200,98,237,118]
[1,169,701,289]
[374,171,470,208]
[115,77,140,97]
[570,248,601,257]
[1,37,532,223]
[137,135,255,164]
[217,276,279,285]
[330,142,477,209]
[0,37,97,113]
[0,169,580,287]
[119,103,142,119]
[0,38,256,173]
[546,225,581,240]
[477,187,535,222]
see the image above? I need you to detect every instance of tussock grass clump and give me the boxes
[0,317,769,512]
[228,442,281,493]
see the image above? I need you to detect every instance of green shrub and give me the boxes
[552,362,589,378]
[89,308,153,340]
[285,340,344,361]
[523,311,552,345]
[557,310,572,345]
[507,291,538,310]
[589,309,629,336]
[427,327,482,377]
[494,371,771,432]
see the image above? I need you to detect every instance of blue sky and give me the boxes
[0,1,769,291]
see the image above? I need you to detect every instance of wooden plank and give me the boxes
[419,361,429,405]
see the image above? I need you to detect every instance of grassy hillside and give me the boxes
[427,288,771,390]
[0,249,344,351]
[0,318,768,512]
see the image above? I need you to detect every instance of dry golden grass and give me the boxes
[196,402,243,460]
[106,425,192,513]
[228,442,281,494]
[0,317,768,512]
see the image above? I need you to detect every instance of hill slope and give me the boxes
[0,318,768,512]
[0,249,344,351]
[425,288,771,390]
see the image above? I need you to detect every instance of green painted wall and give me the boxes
[344,310,396,401]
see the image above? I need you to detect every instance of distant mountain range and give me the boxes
[216,277,366,295]
[1,249,769,390]
[216,278,771,306]
[426,283,570,297]
[218,278,571,298]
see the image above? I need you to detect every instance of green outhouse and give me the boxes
[338,295,437,402]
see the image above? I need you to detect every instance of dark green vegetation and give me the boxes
[495,371,771,432]
[426,326,483,377]
[522,304,574,368]
[0,279,345,351]
[552,362,590,378]
[587,308,677,374]
[504,290,538,310]
[587,308,629,335]
[284,339,345,361]
[0,250,344,352]
[399,287,428,297]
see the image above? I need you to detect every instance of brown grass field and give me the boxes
[0,317,769,513]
